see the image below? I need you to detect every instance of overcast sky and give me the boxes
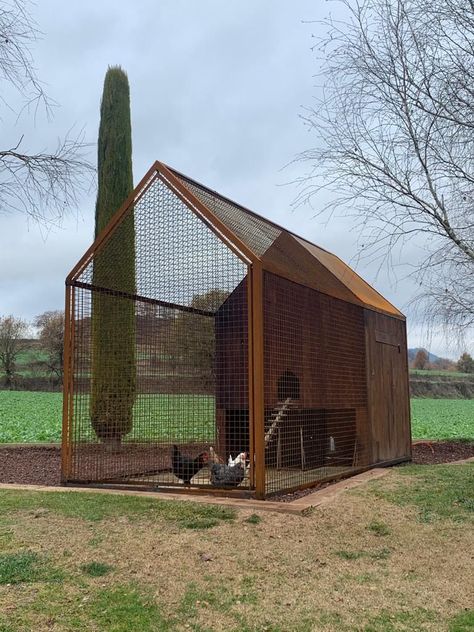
[0,0,462,357]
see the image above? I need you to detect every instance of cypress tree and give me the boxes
[90,66,136,448]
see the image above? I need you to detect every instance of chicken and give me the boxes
[228,453,245,466]
[228,452,249,476]
[209,446,224,464]
[171,445,208,485]
[210,452,247,488]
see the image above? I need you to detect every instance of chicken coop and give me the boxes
[61,161,411,499]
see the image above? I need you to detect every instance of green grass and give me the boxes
[369,463,474,523]
[411,398,474,440]
[0,348,50,379]
[410,369,472,378]
[367,520,391,536]
[0,466,472,632]
[449,610,474,631]
[0,489,236,527]
[0,551,63,585]
[87,585,168,631]
[334,548,391,561]
[363,608,438,631]
[244,513,262,524]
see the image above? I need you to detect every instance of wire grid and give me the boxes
[172,171,281,257]
[262,272,369,495]
[66,175,250,489]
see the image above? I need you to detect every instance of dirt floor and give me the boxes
[0,440,472,492]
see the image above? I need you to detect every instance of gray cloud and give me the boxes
[0,0,462,358]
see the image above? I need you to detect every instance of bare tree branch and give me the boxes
[297,0,474,339]
[0,1,94,224]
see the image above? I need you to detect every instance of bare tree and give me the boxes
[35,310,64,384]
[297,0,474,339]
[0,314,29,388]
[0,0,93,224]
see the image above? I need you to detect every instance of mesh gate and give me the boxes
[62,161,411,498]
[63,172,250,489]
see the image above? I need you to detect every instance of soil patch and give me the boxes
[411,440,474,464]
[0,441,472,490]
[0,446,61,486]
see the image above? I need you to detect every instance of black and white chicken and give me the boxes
[210,452,247,488]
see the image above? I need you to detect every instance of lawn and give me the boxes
[0,463,472,631]
[1,391,473,444]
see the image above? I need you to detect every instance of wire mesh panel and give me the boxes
[65,174,250,490]
[63,162,410,499]
[262,272,369,495]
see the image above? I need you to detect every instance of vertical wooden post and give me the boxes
[247,271,255,489]
[251,262,265,499]
[402,319,412,459]
[61,284,74,482]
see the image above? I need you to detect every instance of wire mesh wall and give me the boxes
[262,273,369,495]
[63,162,410,498]
[64,174,250,490]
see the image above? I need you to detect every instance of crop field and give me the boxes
[0,391,473,444]
[410,399,474,440]
[0,392,214,444]
[0,392,63,443]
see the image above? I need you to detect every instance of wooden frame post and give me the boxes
[61,284,74,481]
[251,262,265,499]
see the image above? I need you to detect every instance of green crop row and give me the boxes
[0,391,472,444]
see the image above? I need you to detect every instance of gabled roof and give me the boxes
[169,165,404,319]
[68,160,403,319]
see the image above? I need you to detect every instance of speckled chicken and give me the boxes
[210,452,246,488]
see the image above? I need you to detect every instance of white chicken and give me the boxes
[228,452,249,478]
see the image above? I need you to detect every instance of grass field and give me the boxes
[0,463,472,631]
[409,369,473,378]
[0,391,473,444]
[0,348,50,379]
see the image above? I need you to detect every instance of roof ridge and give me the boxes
[167,164,336,257]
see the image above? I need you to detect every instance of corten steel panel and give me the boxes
[261,232,365,307]
[293,237,403,318]
[215,280,249,410]
[63,173,250,491]
[262,272,370,495]
[364,310,411,463]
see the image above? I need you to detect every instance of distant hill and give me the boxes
[408,348,441,363]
